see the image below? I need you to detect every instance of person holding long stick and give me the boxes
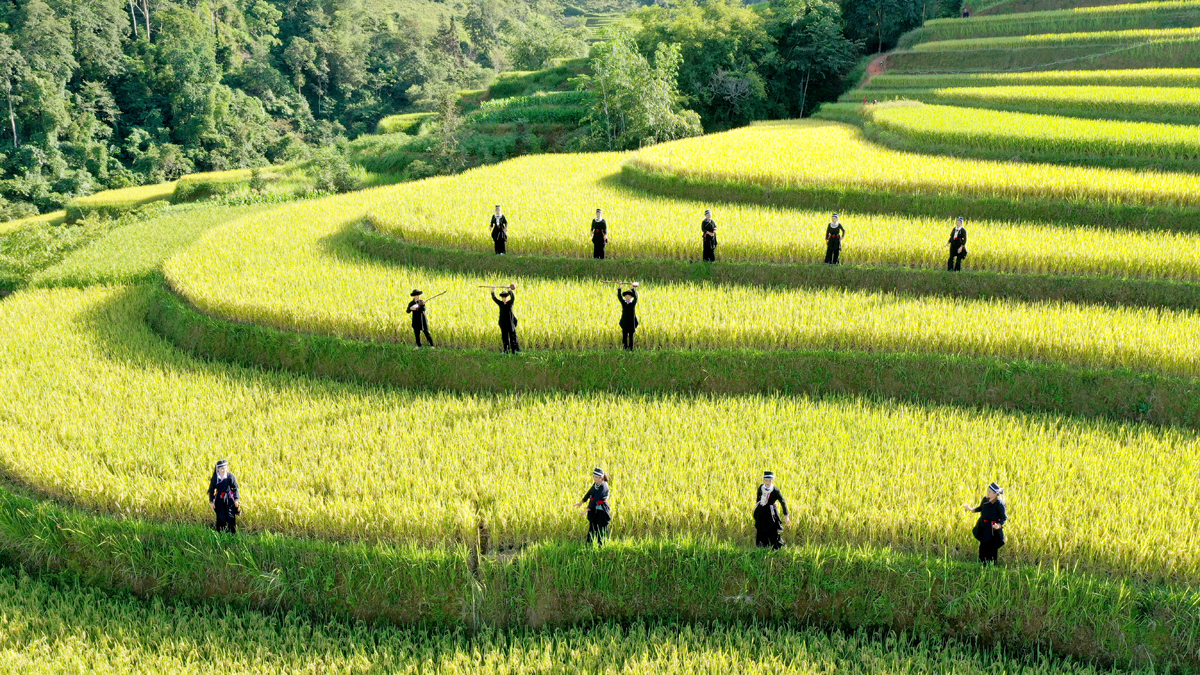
[490,205,508,255]
[574,467,612,546]
[406,289,435,349]
[963,482,1007,565]
[606,281,640,351]
[824,213,845,265]
[591,208,608,259]
[701,209,718,262]
[485,283,519,353]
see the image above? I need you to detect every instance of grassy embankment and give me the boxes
[0,573,1149,675]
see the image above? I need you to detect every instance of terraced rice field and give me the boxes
[832,101,1200,162]
[365,152,1200,277]
[3,0,1200,670]
[847,85,1200,124]
[628,120,1200,209]
[866,68,1200,88]
[3,286,1198,581]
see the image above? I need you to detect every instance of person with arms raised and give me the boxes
[610,281,640,351]
[489,283,519,353]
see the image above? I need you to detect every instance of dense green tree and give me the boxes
[580,30,702,150]
[839,0,959,53]
[762,0,859,117]
[633,0,772,130]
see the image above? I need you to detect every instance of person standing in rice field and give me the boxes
[208,459,240,534]
[754,471,790,549]
[824,213,845,265]
[963,482,1007,565]
[591,208,608,259]
[490,283,519,353]
[490,205,508,255]
[948,216,968,272]
[701,209,718,262]
[406,289,434,349]
[616,282,639,351]
[575,467,612,545]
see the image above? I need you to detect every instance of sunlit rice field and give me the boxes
[629,120,1200,208]
[856,102,1200,162]
[909,25,1200,51]
[867,68,1200,89]
[847,86,1200,124]
[1,285,1197,580]
[367,152,1200,278]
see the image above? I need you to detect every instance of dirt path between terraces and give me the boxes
[864,53,888,86]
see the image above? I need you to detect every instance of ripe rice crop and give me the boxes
[883,37,1200,74]
[162,182,1200,377]
[628,119,1200,212]
[847,85,1200,124]
[2,285,1198,581]
[31,203,277,288]
[65,169,253,223]
[855,102,1200,163]
[368,152,1200,280]
[867,68,1200,89]
[0,571,1142,675]
[0,210,65,235]
[910,26,1200,51]
[902,1,1200,46]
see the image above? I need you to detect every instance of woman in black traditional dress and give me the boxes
[754,470,790,549]
[574,468,612,545]
[963,482,1007,565]
[208,459,241,534]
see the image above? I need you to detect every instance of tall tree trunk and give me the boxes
[799,69,810,118]
[7,90,18,149]
[129,0,138,39]
[142,0,151,40]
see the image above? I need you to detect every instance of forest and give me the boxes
[0,0,959,218]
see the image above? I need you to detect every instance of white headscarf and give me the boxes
[758,483,775,507]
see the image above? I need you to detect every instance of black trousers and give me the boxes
[825,244,840,265]
[948,249,965,271]
[587,509,610,546]
[622,330,635,351]
[593,241,605,259]
[413,326,433,347]
[501,327,520,353]
[979,536,1004,564]
[214,501,237,534]
[703,241,716,262]
[494,238,506,254]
